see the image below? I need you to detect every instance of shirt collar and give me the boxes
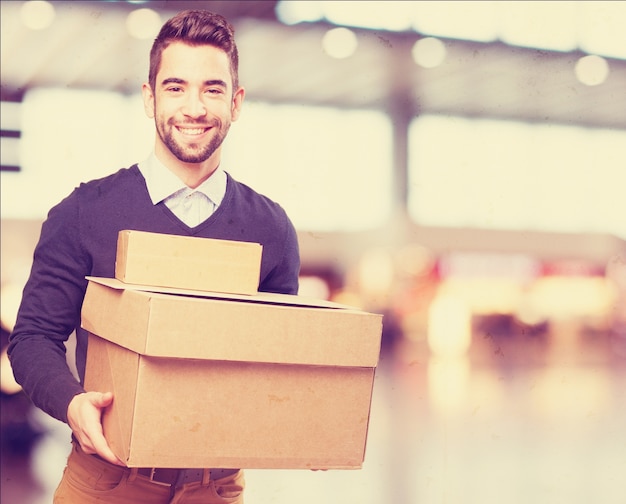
[138,152,227,206]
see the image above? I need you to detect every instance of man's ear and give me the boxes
[141,83,155,119]
[231,86,245,122]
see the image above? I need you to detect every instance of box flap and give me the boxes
[86,276,359,310]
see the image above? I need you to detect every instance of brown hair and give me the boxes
[149,10,239,91]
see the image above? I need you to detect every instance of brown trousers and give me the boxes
[53,441,245,504]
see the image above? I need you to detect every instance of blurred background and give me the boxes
[1,1,625,503]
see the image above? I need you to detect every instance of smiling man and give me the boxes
[8,10,300,503]
[145,38,245,186]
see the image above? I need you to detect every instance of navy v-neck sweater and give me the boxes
[8,165,300,423]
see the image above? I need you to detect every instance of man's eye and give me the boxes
[166,86,183,92]
[206,88,224,95]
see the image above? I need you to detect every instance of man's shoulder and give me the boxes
[49,165,144,216]
[78,164,142,193]
[225,173,287,217]
[69,165,147,206]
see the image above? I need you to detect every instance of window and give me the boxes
[408,114,626,238]
[223,102,393,231]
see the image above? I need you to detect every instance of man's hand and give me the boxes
[67,391,125,466]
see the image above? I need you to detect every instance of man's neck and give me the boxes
[155,145,220,189]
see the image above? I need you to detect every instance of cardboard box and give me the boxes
[82,277,382,469]
[115,230,262,295]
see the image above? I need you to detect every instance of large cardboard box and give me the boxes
[115,230,262,295]
[82,277,382,469]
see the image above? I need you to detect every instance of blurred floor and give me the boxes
[2,323,625,504]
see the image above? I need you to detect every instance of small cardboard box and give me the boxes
[115,230,262,295]
[82,277,382,469]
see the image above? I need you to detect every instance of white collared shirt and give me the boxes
[138,153,227,227]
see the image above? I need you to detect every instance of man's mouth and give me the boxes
[177,126,209,136]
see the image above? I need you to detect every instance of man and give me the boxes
[8,9,300,503]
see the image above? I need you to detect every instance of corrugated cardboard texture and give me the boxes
[84,335,138,461]
[86,334,376,469]
[81,279,383,469]
[115,230,262,295]
[82,280,382,368]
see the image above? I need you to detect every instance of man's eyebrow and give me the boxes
[160,78,228,88]
[160,77,186,87]
[203,79,228,88]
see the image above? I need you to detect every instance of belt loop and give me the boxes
[201,468,211,486]
[128,467,138,483]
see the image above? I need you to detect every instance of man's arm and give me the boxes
[7,191,121,464]
[8,194,90,423]
[8,195,123,464]
[258,214,300,295]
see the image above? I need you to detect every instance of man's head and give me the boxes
[142,10,245,179]
[149,10,239,93]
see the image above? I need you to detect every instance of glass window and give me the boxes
[223,102,393,231]
[0,89,151,219]
[408,114,626,238]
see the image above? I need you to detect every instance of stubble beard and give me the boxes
[157,117,231,164]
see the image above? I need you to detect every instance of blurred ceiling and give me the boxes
[2,0,626,130]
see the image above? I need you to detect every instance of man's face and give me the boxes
[142,41,244,165]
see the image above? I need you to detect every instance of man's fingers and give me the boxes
[77,427,124,465]
[90,435,125,466]
[67,391,125,466]
[92,391,114,408]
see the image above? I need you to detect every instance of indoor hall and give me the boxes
[2,2,625,503]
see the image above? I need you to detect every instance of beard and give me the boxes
[156,117,231,164]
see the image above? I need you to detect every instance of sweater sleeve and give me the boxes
[258,212,301,295]
[7,190,90,424]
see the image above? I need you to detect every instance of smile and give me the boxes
[177,126,209,136]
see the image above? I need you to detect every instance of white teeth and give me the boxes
[178,127,205,135]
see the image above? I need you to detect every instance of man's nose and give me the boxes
[182,94,207,118]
